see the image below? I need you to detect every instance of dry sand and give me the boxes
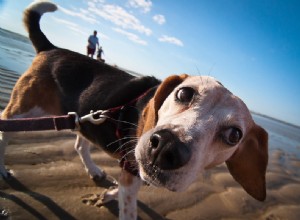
[1,67,300,219]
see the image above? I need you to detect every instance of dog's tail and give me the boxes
[23,1,57,53]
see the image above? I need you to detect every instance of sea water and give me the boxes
[253,114,300,158]
[0,28,35,74]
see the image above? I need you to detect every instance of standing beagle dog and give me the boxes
[0,2,268,220]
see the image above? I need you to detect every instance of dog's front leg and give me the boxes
[74,135,106,180]
[118,169,142,220]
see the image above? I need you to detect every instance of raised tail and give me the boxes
[23,1,57,53]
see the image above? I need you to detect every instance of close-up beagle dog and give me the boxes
[0,2,268,220]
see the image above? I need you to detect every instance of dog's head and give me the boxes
[135,74,268,201]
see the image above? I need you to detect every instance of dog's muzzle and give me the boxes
[148,129,191,170]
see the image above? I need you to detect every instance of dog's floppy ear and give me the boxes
[226,124,268,201]
[137,74,189,136]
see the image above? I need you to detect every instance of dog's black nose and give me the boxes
[149,129,191,170]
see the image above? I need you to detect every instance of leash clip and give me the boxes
[79,110,109,125]
[68,112,80,131]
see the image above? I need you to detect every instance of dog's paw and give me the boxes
[91,171,106,183]
[86,166,106,181]
[0,168,12,180]
[81,186,118,207]
[0,208,9,219]
[99,186,118,204]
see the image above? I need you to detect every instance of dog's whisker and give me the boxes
[119,148,136,160]
[106,137,133,148]
[112,139,137,155]
[208,63,215,77]
[106,136,138,148]
[105,116,138,128]
[118,147,136,156]
[120,134,139,139]
[113,144,134,156]
[195,65,202,77]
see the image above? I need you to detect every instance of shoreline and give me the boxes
[251,111,300,129]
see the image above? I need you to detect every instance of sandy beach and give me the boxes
[1,66,300,220]
[1,128,300,220]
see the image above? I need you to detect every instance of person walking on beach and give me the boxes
[87,30,99,58]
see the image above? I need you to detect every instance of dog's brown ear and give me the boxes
[226,124,268,201]
[137,74,189,136]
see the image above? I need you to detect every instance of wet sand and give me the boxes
[1,67,300,219]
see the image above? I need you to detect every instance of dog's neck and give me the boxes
[115,85,158,140]
[108,84,159,176]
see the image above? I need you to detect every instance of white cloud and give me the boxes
[159,35,184,47]
[153,14,165,25]
[68,26,88,36]
[128,0,152,13]
[52,17,87,36]
[113,28,147,45]
[58,5,99,24]
[91,0,105,3]
[51,17,79,28]
[88,4,152,36]
[51,16,109,39]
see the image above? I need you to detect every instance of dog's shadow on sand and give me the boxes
[1,175,77,220]
[1,176,167,220]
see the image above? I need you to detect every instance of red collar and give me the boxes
[108,87,155,114]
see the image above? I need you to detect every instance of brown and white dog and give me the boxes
[0,2,268,220]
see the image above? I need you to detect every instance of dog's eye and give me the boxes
[176,87,195,103]
[222,127,243,146]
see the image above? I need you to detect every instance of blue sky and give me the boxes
[0,0,299,126]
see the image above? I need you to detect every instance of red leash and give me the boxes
[0,114,77,132]
[0,87,156,132]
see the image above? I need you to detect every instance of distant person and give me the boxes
[97,46,105,62]
[87,30,99,58]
